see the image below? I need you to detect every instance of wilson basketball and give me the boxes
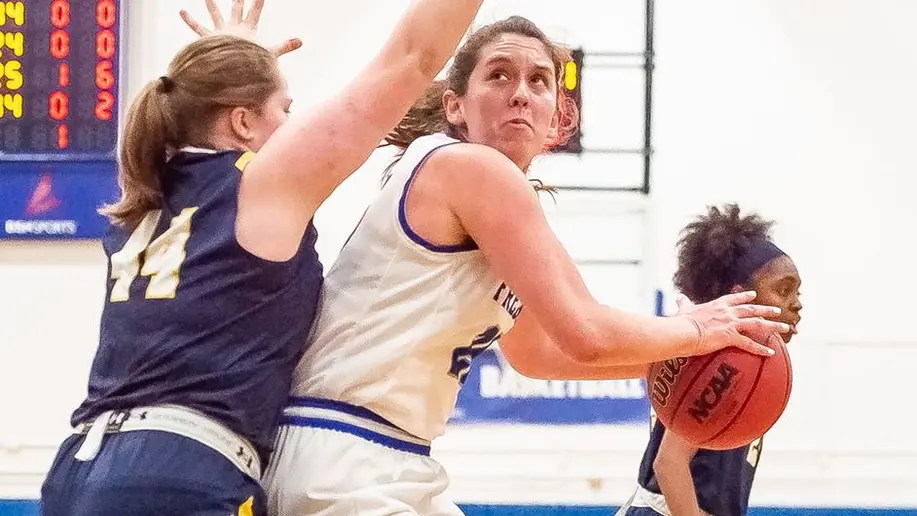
[647,336,793,450]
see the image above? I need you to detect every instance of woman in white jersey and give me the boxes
[265,16,790,516]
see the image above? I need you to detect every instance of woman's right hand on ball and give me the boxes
[675,290,789,358]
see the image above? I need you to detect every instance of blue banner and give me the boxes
[0,161,118,239]
[450,347,650,426]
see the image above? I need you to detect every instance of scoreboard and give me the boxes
[0,0,123,239]
[550,48,584,155]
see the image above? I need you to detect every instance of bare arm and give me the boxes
[499,311,650,380]
[654,430,705,516]
[434,144,785,367]
[237,0,484,261]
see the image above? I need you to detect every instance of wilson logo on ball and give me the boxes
[688,362,739,424]
[651,357,689,407]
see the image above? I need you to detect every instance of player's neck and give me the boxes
[204,132,253,154]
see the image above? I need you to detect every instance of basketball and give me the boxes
[647,335,793,450]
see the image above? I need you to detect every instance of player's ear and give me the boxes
[228,107,256,144]
[443,89,466,128]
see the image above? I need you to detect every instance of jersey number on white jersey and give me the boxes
[448,325,501,384]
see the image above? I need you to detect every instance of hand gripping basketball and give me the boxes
[650,291,794,449]
[676,291,789,358]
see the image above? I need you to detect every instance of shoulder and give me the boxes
[417,144,544,225]
[428,142,515,169]
[423,143,531,193]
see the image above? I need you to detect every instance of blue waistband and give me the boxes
[282,396,431,456]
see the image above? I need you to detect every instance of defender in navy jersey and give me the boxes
[43,148,322,514]
[39,0,489,514]
[75,149,322,461]
[618,204,803,516]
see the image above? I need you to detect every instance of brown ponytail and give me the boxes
[99,79,177,228]
[99,35,281,228]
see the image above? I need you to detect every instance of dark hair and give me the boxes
[673,203,777,303]
[383,15,579,152]
[99,35,281,228]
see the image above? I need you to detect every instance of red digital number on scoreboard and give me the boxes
[41,0,117,148]
[49,0,71,148]
[95,0,116,122]
[0,0,120,154]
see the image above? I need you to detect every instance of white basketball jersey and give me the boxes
[289,133,522,441]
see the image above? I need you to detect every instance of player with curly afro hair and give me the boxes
[617,203,803,516]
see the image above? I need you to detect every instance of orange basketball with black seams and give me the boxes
[648,335,793,450]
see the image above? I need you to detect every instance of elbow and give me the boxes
[653,444,690,479]
[504,358,554,380]
[548,308,649,367]
[653,452,670,475]
[653,452,682,484]
[542,303,618,365]
[402,43,448,80]
[500,345,553,380]
[556,339,601,364]
[499,337,564,380]
[551,322,604,365]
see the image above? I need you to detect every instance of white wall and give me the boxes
[649,0,917,507]
[3,0,916,508]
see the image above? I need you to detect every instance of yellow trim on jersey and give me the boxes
[234,151,256,172]
[238,495,254,516]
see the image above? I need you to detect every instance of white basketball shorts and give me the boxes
[263,397,464,516]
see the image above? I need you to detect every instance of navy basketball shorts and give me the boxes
[40,430,265,516]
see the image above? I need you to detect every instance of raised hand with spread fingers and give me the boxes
[179,0,303,57]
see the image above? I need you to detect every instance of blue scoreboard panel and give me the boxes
[0,0,122,239]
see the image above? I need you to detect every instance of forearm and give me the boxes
[500,312,651,380]
[655,458,705,516]
[520,347,650,381]
[384,0,483,77]
[546,352,650,381]
[654,431,705,516]
[555,304,699,367]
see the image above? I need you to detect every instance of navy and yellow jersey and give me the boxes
[637,413,763,516]
[71,149,323,461]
